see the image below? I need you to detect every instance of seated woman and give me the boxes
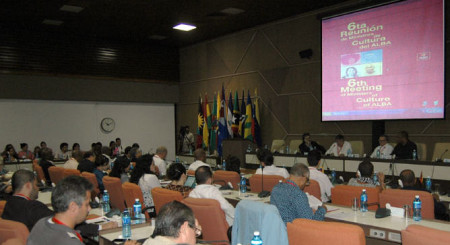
[225,155,241,174]
[129,154,161,215]
[164,162,193,198]
[109,156,131,183]
[2,144,18,162]
[348,159,385,190]
[94,155,109,193]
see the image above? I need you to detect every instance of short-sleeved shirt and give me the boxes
[27,217,83,245]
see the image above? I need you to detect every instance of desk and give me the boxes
[325,204,450,244]
[99,223,153,245]
[176,154,220,167]
[37,191,52,206]
[222,190,270,207]
[3,159,66,172]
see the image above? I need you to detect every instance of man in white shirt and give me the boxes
[370,135,394,159]
[307,150,333,202]
[63,151,83,170]
[189,166,234,226]
[153,146,168,176]
[55,143,71,160]
[325,134,352,157]
[188,149,210,171]
[255,149,289,179]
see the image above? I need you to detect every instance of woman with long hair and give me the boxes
[129,154,160,214]
[109,156,130,183]
[164,162,192,198]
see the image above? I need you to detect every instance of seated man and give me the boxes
[392,131,417,160]
[2,170,116,236]
[271,163,327,223]
[153,146,168,176]
[18,143,34,160]
[39,147,55,186]
[77,152,96,173]
[189,166,235,226]
[307,150,333,202]
[399,170,448,221]
[143,201,200,245]
[370,135,394,159]
[55,142,71,160]
[188,149,210,171]
[348,160,385,189]
[255,149,289,179]
[299,133,326,155]
[64,150,83,170]
[325,134,352,157]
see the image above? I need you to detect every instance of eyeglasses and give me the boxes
[189,224,202,237]
[304,176,310,186]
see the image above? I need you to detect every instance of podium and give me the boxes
[223,139,257,168]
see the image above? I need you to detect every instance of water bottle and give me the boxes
[412,149,417,160]
[250,231,263,245]
[347,149,352,157]
[175,157,180,163]
[264,145,268,150]
[222,160,227,170]
[246,144,251,153]
[425,177,432,192]
[376,149,380,158]
[240,175,247,193]
[102,190,110,213]
[413,195,422,221]
[286,145,290,154]
[331,168,336,184]
[133,198,142,223]
[122,209,131,239]
[360,189,368,212]
[373,171,378,185]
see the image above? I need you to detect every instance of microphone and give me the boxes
[258,165,270,198]
[436,149,448,162]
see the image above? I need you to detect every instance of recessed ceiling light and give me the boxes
[149,35,168,40]
[173,23,196,32]
[42,19,63,26]
[220,7,245,15]
[60,5,84,13]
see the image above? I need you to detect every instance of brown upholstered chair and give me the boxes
[122,182,150,220]
[304,179,322,201]
[213,170,240,190]
[380,189,434,219]
[401,224,450,245]
[81,172,100,198]
[0,200,6,217]
[103,176,126,211]
[151,187,183,215]
[62,169,80,178]
[331,185,380,211]
[48,166,65,185]
[0,219,29,244]
[249,174,285,193]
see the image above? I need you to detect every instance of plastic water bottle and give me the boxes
[175,157,180,163]
[250,231,263,245]
[376,149,380,158]
[373,171,378,185]
[189,148,193,155]
[425,177,432,192]
[133,199,142,222]
[122,209,131,239]
[413,195,422,221]
[360,189,368,212]
[240,175,247,193]
[286,145,290,154]
[222,160,227,170]
[412,149,417,160]
[102,190,110,213]
[331,168,336,184]
[347,149,352,157]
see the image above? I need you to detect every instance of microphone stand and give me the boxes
[436,149,448,162]
[258,165,270,198]
[387,155,397,188]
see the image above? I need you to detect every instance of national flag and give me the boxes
[202,94,210,149]
[196,96,204,149]
[419,171,423,185]
[239,90,246,137]
[232,91,240,137]
[209,93,218,153]
[227,92,234,138]
[253,89,262,147]
[244,90,253,141]
[217,85,228,156]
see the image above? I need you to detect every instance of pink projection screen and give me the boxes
[322,0,444,121]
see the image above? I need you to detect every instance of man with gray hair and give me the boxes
[270,163,327,223]
[188,149,210,171]
[154,146,168,176]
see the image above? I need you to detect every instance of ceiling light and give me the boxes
[149,35,168,40]
[173,23,196,31]
[42,19,63,26]
[220,7,245,15]
[60,5,84,13]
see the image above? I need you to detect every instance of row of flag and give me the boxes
[196,85,262,156]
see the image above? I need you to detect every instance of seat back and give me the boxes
[249,174,285,193]
[348,141,364,156]
[331,185,380,211]
[187,170,195,176]
[0,200,6,217]
[63,169,80,178]
[2,238,25,245]
[182,198,229,244]
[151,187,183,215]
[0,219,29,244]
[303,179,321,201]
[416,143,427,161]
[81,172,100,198]
[122,182,149,220]
[287,218,365,245]
[271,139,285,152]
[213,170,240,190]
[102,176,126,211]
[289,140,302,153]
[48,166,65,185]
[432,142,450,161]
[379,189,434,219]
[401,224,450,245]
[34,164,47,184]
